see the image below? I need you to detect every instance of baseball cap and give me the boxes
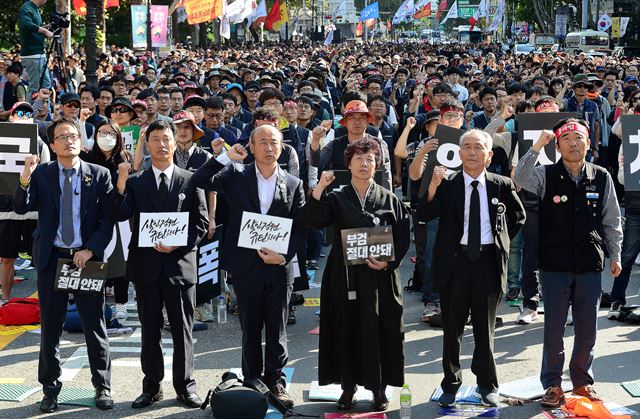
[60,93,81,105]
[10,101,34,115]
[105,97,136,118]
[624,75,639,83]
[226,83,244,93]
[183,95,207,109]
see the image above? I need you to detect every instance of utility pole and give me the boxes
[85,0,98,85]
[581,0,588,29]
[147,0,153,51]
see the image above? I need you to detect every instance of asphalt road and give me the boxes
[1,239,639,419]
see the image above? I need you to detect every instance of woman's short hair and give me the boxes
[344,138,382,169]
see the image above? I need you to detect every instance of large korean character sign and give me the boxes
[417,124,465,198]
[340,226,395,266]
[0,122,38,195]
[517,113,576,164]
[621,115,640,191]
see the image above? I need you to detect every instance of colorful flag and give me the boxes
[392,0,414,24]
[333,0,347,18]
[264,0,281,30]
[435,0,447,20]
[184,0,223,24]
[248,0,267,26]
[597,14,612,32]
[366,18,375,28]
[387,19,391,32]
[324,23,336,45]
[487,0,504,31]
[355,21,363,36]
[131,5,147,49]
[440,0,457,25]
[272,0,288,31]
[620,17,630,37]
[413,0,431,19]
[360,2,379,21]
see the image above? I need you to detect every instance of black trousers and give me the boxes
[37,251,111,396]
[233,263,292,387]
[411,212,427,291]
[521,209,541,310]
[136,274,196,396]
[439,248,502,394]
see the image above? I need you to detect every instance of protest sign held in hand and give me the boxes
[196,225,223,305]
[418,124,465,198]
[0,122,37,195]
[54,259,108,295]
[238,212,293,255]
[121,125,141,155]
[139,212,189,247]
[621,115,640,191]
[341,225,395,266]
[517,113,575,164]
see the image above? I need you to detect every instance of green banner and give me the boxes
[458,6,477,18]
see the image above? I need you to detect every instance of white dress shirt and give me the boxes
[460,170,494,245]
[256,166,278,215]
[152,164,175,189]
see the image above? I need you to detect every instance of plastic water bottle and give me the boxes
[217,295,227,324]
[400,384,412,419]
[127,283,136,303]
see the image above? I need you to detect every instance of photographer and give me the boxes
[19,0,53,102]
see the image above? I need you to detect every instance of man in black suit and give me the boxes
[113,120,208,409]
[419,129,525,407]
[192,125,305,408]
[14,117,115,413]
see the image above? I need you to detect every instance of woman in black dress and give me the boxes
[296,138,410,411]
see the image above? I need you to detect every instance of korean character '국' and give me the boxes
[356,233,367,246]
[346,247,358,260]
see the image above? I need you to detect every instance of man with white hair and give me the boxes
[419,129,525,407]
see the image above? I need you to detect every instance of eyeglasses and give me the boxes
[64,102,80,108]
[574,83,589,89]
[442,112,463,120]
[263,100,282,107]
[14,110,33,118]
[97,130,117,138]
[220,83,230,87]
[246,88,260,93]
[207,113,225,120]
[54,133,80,142]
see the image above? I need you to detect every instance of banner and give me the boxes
[611,17,620,39]
[413,0,431,19]
[131,5,148,49]
[435,0,447,20]
[555,6,568,38]
[176,6,187,23]
[72,0,120,16]
[272,0,288,31]
[248,0,267,26]
[150,5,169,48]
[264,0,281,30]
[0,123,38,195]
[184,0,223,24]
[360,2,379,21]
[622,115,640,191]
[487,0,504,31]
[332,0,347,19]
[341,226,394,266]
[620,17,630,37]
[392,0,414,24]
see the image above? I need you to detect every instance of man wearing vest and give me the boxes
[514,118,623,408]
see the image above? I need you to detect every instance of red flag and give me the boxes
[387,19,391,32]
[435,0,447,20]
[73,0,120,16]
[468,16,477,30]
[105,0,120,8]
[355,21,363,37]
[365,18,375,28]
[264,0,281,31]
[413,2,431,19]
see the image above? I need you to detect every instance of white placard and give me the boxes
[237,212,293,255]
[139,212,189,247]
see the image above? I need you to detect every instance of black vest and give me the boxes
[624,191,640,213]
[539,161,608,273]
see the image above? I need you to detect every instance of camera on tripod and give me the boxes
[49,11,70,34]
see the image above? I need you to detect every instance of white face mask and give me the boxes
[97,135,116,151]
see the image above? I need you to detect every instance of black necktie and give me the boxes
[158,173,169,204]
[467,180,481,261]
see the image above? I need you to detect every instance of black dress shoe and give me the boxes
[336,386,356,410]
[373,389,389,411]
[176,392,202,408]
[95,388,114,410]
[131,391,163,409]
[40,394,58,413]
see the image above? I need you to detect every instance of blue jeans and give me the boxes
[422,218,439,303]
[539,270,601,389]
[507,230,523,290]
[610,210,640,305]
[22,55,51,102]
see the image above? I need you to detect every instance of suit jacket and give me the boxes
[13,160,115,272]
[192,158,305,277]
[113,166,208,286]
[418,171,525,292]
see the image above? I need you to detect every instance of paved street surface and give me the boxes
[1,238,639,418]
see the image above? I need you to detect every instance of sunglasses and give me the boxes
[64,102,80,108]
[111,107,132,114]
[573,83,590,89]
[246,88,260,93]
[14,110,33,118]
[632,97,640,103]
